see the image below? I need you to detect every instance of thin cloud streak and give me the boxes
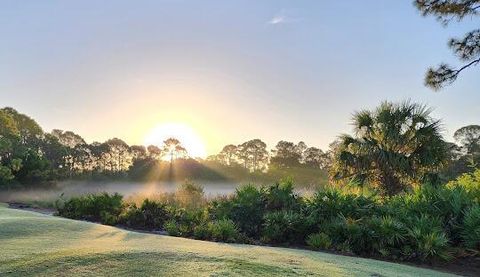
[268,15,287,25]
[267,10,301,25]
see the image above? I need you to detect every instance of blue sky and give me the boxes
[1,1,479,154]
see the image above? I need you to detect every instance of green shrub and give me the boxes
[322,215,373,255]
[120,199,169,230]
[100,211,118,226]
[52,174,480,263]
[193,223,210,240]
[164,219,180,236]
[162,207,209,237]
[307,189,379,225]
[406,215,451,261]
[262,210,308,244]
[447,169,480,203]
[208,219,238,242]
[385,184,476,245]
[461,205,480,249]
[264,180,301,211]
[210,185,265,238]
[56,192,123,225]
[306,232,332,250]
[367,216,406,257]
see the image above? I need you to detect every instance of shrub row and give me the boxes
[55,170,480,262]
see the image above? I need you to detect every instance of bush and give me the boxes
[164,219,180,236]
[193,223,211,240]
[120,199,169,230]
[306,233,332,250]
[405,215,451,261]
[176,181,206,209]
[306,189,379,226]
[264,180,301,211]
[208,219,239,242]
[447,169,480,203]
[385,184,476,245]
[210,185,265,238]
[262,210,308,244]
[56,192,123,225]
[367,216,406,257]
[321,215,373,255]
[461,205,480,249]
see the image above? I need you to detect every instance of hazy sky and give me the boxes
[1,1,479,155]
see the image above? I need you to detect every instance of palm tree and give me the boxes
[330,101,448,196]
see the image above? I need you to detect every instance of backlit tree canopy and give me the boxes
[330,101,449,195]
[163,138,187,162]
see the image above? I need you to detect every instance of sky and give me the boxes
[1,1,479,156]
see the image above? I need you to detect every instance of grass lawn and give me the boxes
[0,204,456,277]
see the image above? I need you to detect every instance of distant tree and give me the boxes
[89,142,109,172]
[217,144,238,166]
[0,110,19,186]
[0,110,19,159]
[295,141,307,164]
[0,110,19,139]
[51,129,86,148]
[454,125,480,154]
[104,138,131,171]
[304,147,328,169]
[415,0,480,90]
[71,144,92,173]
[130,145,147,160]
[330,101,448,196]
[453,125,480,168]
[270,141,302,168]
[0,108,51,185]
[147,145,163,160]
[41,133,68,170]
[1,107,43,146]
[162,138,187,163]
[237,139,269,172]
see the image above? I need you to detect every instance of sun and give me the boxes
[144,123,207,159]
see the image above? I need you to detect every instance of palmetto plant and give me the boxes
[330,101,448,196]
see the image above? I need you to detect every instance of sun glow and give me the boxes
[144,123,207,159]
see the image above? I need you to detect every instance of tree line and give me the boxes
[0,107,329,187]
[1,102,479,193]
[207,139,331,172]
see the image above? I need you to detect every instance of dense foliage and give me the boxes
[56,169,480,263]
[330,101,448,196]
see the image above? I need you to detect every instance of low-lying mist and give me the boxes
[0,180,316,207]
[0,181,239,205]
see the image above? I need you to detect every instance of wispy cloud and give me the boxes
[268,15,287,25]
[267,10,300,25]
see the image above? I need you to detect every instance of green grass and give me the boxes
[0,206,455,277]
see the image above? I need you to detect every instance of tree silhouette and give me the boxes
[270,141,302,168]
[162,138,187,163]
[51,129,86,148]
[415,0,480,90]
[217,144,238,166]
[104,138,130,172]
[304,147,328,169]
[147,145,163,160]
[237,139,269,172]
